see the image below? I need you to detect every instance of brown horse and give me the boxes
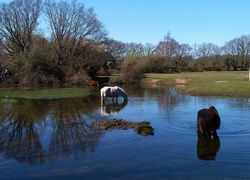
[197,106,221,139]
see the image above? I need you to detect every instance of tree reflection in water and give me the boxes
[0,113,44,165]
[0,97,103,165]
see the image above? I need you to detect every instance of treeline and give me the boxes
[0,0,249,86]
[0,0,108,86]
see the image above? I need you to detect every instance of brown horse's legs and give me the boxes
[210,130,214,139]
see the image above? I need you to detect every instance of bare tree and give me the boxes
[155,32,192,67]
[156,32,179,58]
[222,39,238,70]
[223,35,250,70]
[236,35,250,69]
[125,42,145,56]
[174,43,192,66]
[0,0,42,55]
[44,0,108,66]
[194,43,220,59]
[101,39,126,61]
[144,43,155,56]
[193,43,221,67]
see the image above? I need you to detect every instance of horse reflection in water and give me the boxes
[197,136,220,160]
[101,101,128,116]
[100,86,128,103]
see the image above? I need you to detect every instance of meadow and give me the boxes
[143,71,250,97]
[0,87,90,99]
[0,71,249,100]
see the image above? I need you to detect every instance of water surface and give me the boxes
[0,85,250,179]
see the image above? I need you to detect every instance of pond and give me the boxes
[0,85,250,179]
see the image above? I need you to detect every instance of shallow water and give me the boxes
[0,85,250,179]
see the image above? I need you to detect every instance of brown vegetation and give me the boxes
[93,118,154,136]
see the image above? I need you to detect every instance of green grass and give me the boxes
[0,87,91,99]
[1,71,249,99]
[143,71,250,97]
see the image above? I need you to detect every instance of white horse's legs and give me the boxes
[112,96,118,102]
[101,95,105,104]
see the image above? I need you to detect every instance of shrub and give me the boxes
[20,71,61,86]
[143,55,167,73]
[64,68,90,86]
[120,55,145,84]
[109,76,125,84]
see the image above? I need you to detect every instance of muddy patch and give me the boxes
[216,81,228,83]
[93,118,154,136]
[175,78,188,84]
[146,78,188,86]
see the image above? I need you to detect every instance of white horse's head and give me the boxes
[117,87,128,101]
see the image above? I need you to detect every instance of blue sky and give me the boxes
[82,0,250,46]
[3,0,250,46]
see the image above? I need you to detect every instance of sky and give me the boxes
[3,0,250,46]
[81,0,250,46]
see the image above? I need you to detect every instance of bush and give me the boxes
[109,76,125,84]
[120,55,145,84]
[202,66,223,71]
[63,67,90,86]
[143,55,167,73]
[20,71,61,86]
[82,61,100,78]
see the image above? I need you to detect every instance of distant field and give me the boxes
[0,87,90,99]
[143,71,250,97]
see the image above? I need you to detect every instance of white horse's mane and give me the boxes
[116,86,127,96]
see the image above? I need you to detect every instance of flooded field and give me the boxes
[0,85,250,179]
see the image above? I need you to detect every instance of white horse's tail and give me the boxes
[100,88,106,102]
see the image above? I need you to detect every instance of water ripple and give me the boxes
[166,119,197,135]
[219,124,250,136]
[166,117,250,137]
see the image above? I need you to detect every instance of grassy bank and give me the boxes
[0,87,91,99]
[142,71,250,97]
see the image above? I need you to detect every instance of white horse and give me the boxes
[100,86,128,102]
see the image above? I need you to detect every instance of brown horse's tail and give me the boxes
[197,111,204,136]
